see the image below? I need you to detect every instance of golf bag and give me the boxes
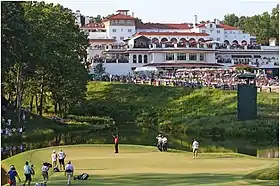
[74,173,89,180]
[53,166,60,172]
[31,165,35,175]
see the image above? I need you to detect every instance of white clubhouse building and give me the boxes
[76,10,279,75]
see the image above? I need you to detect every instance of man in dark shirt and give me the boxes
[112,133,119,153]
[7,165,21,186]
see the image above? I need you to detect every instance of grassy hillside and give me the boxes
[69,82,279,152]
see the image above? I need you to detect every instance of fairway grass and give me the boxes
[2,145,278,186]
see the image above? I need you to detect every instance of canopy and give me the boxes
[134,66,158,72]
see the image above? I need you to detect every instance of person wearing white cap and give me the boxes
[51,150,58,168]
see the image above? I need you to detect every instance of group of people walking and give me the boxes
[6,149,74,186]
[155,134,199,159]
[156,134,168,152]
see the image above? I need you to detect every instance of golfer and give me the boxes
[192,139,199,159]
[112,133,119,153]
[58,149,66,170]
[65,161,74,186]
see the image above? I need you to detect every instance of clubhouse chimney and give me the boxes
[193,15,198,28]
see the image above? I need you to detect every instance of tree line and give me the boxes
[1,1,90,119]
[223,4,279,44]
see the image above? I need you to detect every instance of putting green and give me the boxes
[2,144,278,186]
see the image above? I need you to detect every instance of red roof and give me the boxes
[81,23,105,29]
[89,39,116,43]
[103,13,135,21]
[135,32,209,36]
[217,24,239,30]
[136,23,191,29]
[195,23,239,30]
[144,62,224,68]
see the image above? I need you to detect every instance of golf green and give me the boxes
[2,145,278,186]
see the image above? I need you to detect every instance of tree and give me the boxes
[1,1,32,122]
[223,5,279,44]
[94,63,106,76]
[2,1,89,117]
[223,14,239,27]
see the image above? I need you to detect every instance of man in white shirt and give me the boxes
[162,136,168,152]
[65,161,74,186]
[156,134,163,152]
[51,150,58,168]
[42,162,50,184]
[58,149,66,170]
[192,139,199,159]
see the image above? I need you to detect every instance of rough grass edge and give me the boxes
[243,165,279,180]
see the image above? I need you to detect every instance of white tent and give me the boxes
[206,41,225,44]
[134,66,158,72]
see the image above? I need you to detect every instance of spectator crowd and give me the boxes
[1,97,31,159]
[93,68,279,90]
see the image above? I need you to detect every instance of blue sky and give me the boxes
[45,0,278,23]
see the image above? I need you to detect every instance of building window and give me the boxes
[217,30,220,33]
[217,38,220,41]
[202,30,206,33]
[199,53,205,61]
[133,55,137,63]
[112,29,116,32]
[230,31,232,34]
[121,29,123,31]
[138,55,142,63]
[113,36,116,40]
[233,31,235,34]
[209,37,213,40]
[128,29,132,32]
[165,53,174,61]
[225,31,227,34]
[144,55,148,63]
[189,53,197,61]
[120,36,124,40]
[177,53,186,60]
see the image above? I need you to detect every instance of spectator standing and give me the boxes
[41,162,50,184]
[65,161,74,186]
[7,165,21,186]
[58,149,66,170]
[51,150,58,168]
[23,161,32,186]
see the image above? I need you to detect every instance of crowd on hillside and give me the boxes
[1,96,31,159]
[95,69,279,90]
[1,144,25,159]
